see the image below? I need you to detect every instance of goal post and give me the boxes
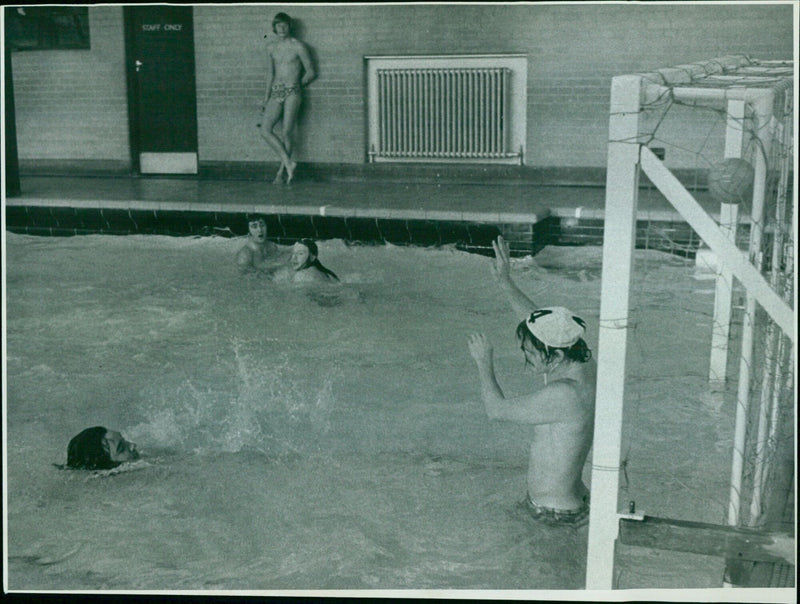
[585,73,643,590]
[708,98,745,386]
[587,56,795,590]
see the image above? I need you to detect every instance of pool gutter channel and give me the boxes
[5,182,737,258]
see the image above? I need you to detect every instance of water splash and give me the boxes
[127,338,338,457]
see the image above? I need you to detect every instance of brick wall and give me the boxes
[11,7,129,166]
[10,4,794,171]
[194,3,794,168]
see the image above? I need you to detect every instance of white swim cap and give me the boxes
[525,307,586,349]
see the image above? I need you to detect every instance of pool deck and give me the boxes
[5,174,719,225]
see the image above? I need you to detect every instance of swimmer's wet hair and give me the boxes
[299,238,318,257]
[297,239,340,281]
[516,321,592,365]
[67,426,119,470]
[246,213,268,224]
[272,12,291,33]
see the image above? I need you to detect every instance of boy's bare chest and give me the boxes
[271,43,300,62]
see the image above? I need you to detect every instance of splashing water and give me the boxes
[5,233,733,591]
[127,337,339,457]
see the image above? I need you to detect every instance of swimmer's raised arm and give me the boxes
[468,331,505,403]
[468,332,584,425]
[492,236,537,319]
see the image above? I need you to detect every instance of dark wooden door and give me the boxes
[124,6,198,173]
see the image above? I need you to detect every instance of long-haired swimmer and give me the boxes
[289,239,339,283]
[60,426,139,470]
[467,236,595,525]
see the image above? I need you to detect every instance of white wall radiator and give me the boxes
[367,55,527,164]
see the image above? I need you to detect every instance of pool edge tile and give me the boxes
[354,207,396,219]
[424,210,463,222]
[497,212,541,224]
[458,211,490,223]
[155,200,193,212]
[319,205,355,218]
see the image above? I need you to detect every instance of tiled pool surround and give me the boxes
[5,203,740,260]
[4,175,745,257]
[5,204,553,256]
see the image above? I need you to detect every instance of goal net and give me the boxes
[586,55,795,589]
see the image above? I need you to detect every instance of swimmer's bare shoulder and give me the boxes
[507,362,594,426]
[236,245,255,271]
[292,267,329,284]
[538,378,589,424]
[554,361,596,422]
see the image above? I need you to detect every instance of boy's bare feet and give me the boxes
[285,160,297,185]
[272,163,285,184]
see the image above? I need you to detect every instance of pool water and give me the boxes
[4,232,734,591]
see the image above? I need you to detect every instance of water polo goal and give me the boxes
[587,55,795,589]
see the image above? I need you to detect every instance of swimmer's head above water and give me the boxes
[246,214,268,243]
[66,426,139,470]
[516,306,592,367]
[290,239,339,281]
[291,238,319,271]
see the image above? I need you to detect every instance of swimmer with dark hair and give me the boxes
[64,426,139,470]
[237,214,286,274]
[290,239,339,283]
[467,236,595,525]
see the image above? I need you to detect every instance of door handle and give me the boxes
[135,60,143,72]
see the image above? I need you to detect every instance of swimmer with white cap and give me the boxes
[467,236,596,524]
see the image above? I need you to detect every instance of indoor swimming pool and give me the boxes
[4,232,735,591]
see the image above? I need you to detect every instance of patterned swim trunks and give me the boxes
[270,84,301,103]
[525,492,590,525]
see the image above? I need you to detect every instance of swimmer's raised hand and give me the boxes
[467,332,493,365]
[491,236,512,282]
[490,235,538,318]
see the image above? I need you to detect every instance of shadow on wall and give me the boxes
[290,16,316,160]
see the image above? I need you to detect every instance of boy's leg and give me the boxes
[258,99,291,182]
[281,92,302,183]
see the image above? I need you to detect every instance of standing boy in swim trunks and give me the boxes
[258,12,316,185]
[467,236,596,524]
[236,214,285,274]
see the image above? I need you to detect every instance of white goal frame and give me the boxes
[586,56,796,590]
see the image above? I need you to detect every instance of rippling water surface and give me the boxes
[5,233,731,592]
